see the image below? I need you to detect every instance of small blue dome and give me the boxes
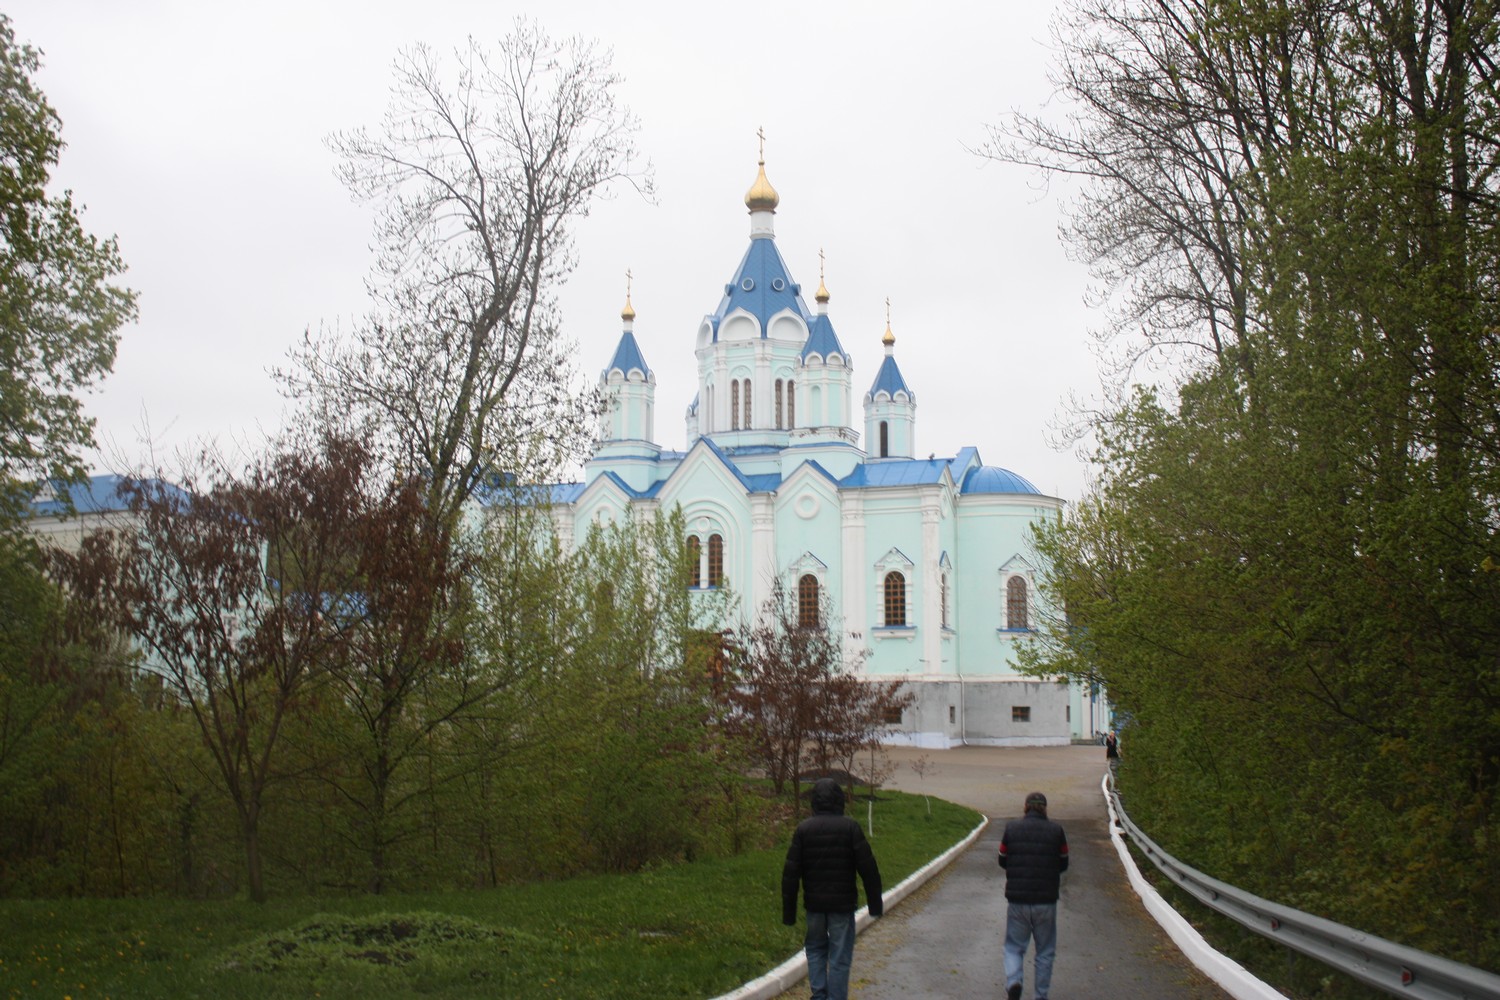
[962,466,1040,495]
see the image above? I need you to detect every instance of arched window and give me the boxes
[775,380,784,429]
[787,380,795,428]
[1007,576,1029,630]
[879,421,890,458]
[730,381,740,430]
[687,535,701,588]
[742,378,752,428]
[798,574,820,628]
[708,534,724,587]
[884,571,907,627]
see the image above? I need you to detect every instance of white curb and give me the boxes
[1101,772,1286,1000]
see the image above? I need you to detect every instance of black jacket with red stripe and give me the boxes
[998,811,1069,904]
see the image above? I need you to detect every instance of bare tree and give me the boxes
[978,0,1324,411]
[281,20,651,533]
[726,581,908,814]
[810,670,911,804]
[55,436,401,902]
[908,753,941,816]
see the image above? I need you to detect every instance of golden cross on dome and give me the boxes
[757,126,766,161]
[626,268,633,296]
[885,297,892,325]
[819,247,826,282]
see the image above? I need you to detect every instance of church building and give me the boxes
[547,153,1097,748]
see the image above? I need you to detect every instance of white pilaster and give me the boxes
[751,498,776,612]
[922,498,942,676]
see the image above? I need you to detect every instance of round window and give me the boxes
[740,277,754,291]
[771,278,785,291]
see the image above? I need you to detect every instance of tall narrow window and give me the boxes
[884,571,907,627]
[941,573,949,628]
[787,381,795,428]
[1007,576,1029,630]
[687,535,701,588]
[742,378,752,428]
[708,534,724,587]
[775,380,784,429]
[798,574,820,628]
[879,421,890,458]
[730,382,740,430]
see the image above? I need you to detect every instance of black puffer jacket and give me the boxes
[998,811,1069,904]
[782,778,884,923]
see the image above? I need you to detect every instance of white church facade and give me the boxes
[545,155,1102,748]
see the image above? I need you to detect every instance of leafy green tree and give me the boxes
[1011,0,1500,969]
[0,15,136,518]
[451,507,750,879]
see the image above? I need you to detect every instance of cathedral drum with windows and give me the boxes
[542,151,1092,747]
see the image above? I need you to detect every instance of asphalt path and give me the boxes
[772,744,1236,1000]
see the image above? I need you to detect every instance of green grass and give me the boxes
[0,790,980,999]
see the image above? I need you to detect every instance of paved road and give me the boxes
[774,744,1235,1000]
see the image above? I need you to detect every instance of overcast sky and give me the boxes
[13,1,1099,501]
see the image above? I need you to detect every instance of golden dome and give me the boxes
[745,158,780,212]
[882,324,896,347]
[621,294,636,322]
[816,278,830,304]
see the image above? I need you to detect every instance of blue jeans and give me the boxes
[805,910,856,1000]
[1004,902,1058,999]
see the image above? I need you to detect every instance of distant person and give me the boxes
[1105,730,1119,762]
[998,791,1069,1000]
[782,777,884,1000]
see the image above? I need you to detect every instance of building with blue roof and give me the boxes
[545,152,1094,747]
[27,474,144,552]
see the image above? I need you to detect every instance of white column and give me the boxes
[921,496,942,677]
[714,352,729,432]
[840,494,866,667]
[755,341,772,430]
[751,499,776,613]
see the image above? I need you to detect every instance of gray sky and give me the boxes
[13,1,1098,501]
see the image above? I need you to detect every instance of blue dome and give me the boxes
[962,465,1040,495]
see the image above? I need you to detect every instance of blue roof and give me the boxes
[30,474,135,516]
[606,330,651,378]
[740,472,783,492]
[869,354,913,398]
[841,458,951,488]
[801,312,847,362]
[709,237,811,335]
[696,437,778,493]
[961,466,1040,495]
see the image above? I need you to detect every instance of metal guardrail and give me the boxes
[1107,778,1500,1000]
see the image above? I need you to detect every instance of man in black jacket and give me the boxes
[782,777,884,1000]
[998,791,1069,1000]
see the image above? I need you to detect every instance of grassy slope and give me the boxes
[0,791,980,1000]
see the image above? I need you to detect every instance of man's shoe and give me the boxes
[1007,984,1022,1000]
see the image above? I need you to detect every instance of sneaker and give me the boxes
[1007,984,1022,1000]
